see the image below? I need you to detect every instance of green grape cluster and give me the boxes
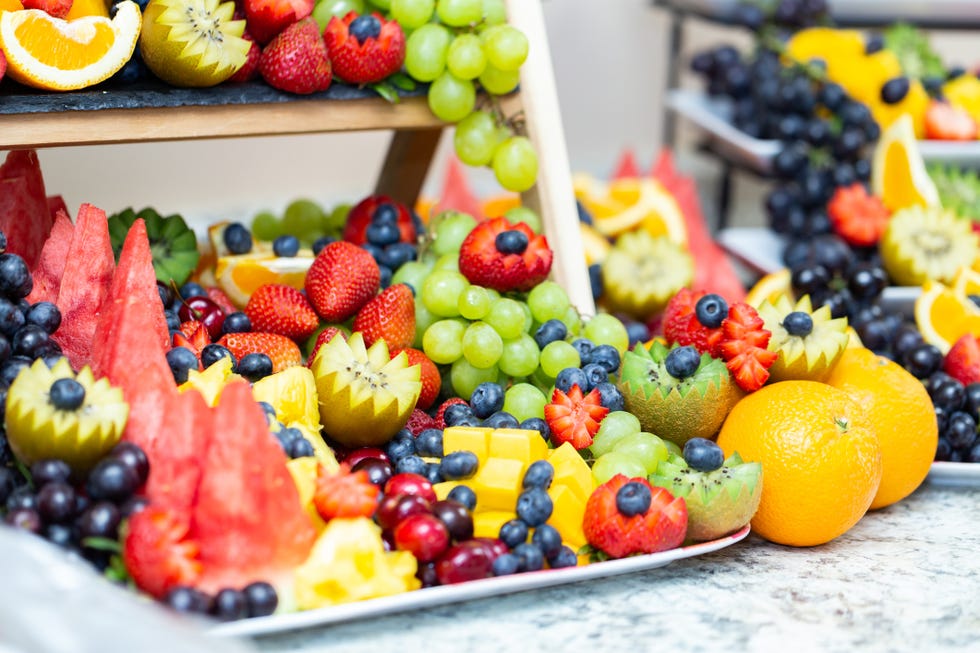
[249,199,352,246]
[588,412,678,485]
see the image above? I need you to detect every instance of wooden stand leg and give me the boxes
[375,127,444,206]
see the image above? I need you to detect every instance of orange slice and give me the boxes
[574,174,687,244]
[0,0,139,90]
[66,0,110,19]
[746,268,793,309]
[214,253,315,309]
[872,114,941,213]
[0,0,24,13]
[952,266,980,297]
[914,280,980,354]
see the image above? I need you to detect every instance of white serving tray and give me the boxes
[209,525,750,638]
[658,0,980,27]
[927,461,980,485]
[666,89,980,175]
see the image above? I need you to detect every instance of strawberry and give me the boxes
[244,0,313,44]
[925,100,979,141]
[313,463,380,520]
[342,195,417,246]
[323,12,406,85]
[544,385,609,450]
[0,51,5,83]
[944,334,980,385]
[405,408,438,435]
[717,302,777,392]
[458,217,553,293]
[173,320,210,359]
[394,347,440,410]
[206,286,237,316]
[352,283,415,350]
[22,0,72,18]
[434,397,468,429]
[662,288,723,356]
[229,30,261,83]
[306,326,347,367]
[582,474,687,559]
[217,332,303,372]
[259,18,332,95]
[827,183,890,247]
[245,283,319,342]
[304,240,380,323]
[122,506,202,599]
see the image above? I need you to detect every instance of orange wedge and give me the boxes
[914,280,980,354]
[0,0,24,13]
[66,0,110,19]
[952,266,980,297]
[746,268,793,309]
[574,174,687,244]
[0,0,139,90]
[872,115,941,213]
[481,194,521,218]
[214,253,315,309]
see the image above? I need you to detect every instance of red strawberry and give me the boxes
[394,347,440,410]
[306,326,347,367]
[352,283,415,350]
[0,51,6,83]
[827,183,890,247]
[22,0,72,18]
[259,18,332,95]
[229,30,261,83]
[304,241,380,323]
[244,0,313,44]
[174,320,210,360]
[313,463,380,520]
[206,286,238,316]
[342,195,417,246]
[662,288,723,356]
[582,475,687,559]
[925,100,979,141]
[458,217,553,293]
[323,11,406,84]
[217,332,303,372]
[405,408,438,435]
[245,283,319,342]
[122,507,202,599]
[717,302,777,392]
[544,385,609,450]
[434,397,468,429]
[944,334,980,385]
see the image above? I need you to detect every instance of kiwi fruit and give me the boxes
[928,164,980,221]
[5,358,129,477]
[879,205,978,287]
[311,331,421,448]
[616,340,743,447]
[757,294,850,383]
[600,230,693,320]
[650,450,762,542]
[108,207,200,287]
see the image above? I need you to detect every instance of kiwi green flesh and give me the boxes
[619,341,729,400]
[108,207,200,286]
[930,165,980,220]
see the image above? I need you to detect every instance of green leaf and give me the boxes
[389,73,417,92]
[884,23,946,80]
[82,536,123,553]
[14,460,32,488]
[371,82,401,104]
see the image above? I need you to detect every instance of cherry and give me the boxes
[178,296,225,340]
[392,513,449,563]
[376,493,431,533]
[435,540,495,585]
[384,473,437,503]
[473,537,509,560]
[431,499,474,542]
[344,447,389,468]
[352,457,393,487]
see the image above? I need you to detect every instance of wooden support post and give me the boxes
[375,127,444,206]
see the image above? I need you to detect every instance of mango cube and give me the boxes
[547,485,587,550]
[443,426,492,466]
[487,428,549,465]
[433,480,461,501]
[471,457,526,512]
[473,510,515,539]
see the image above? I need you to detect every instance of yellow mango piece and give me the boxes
[487,428,549,465]
[179,357,239,406]
[443,426,492,466]
[548,442,595,504]
[473,510,515,539]
[547,485,587,550]
[253,366,338,469]
[433,480,461,500]
[869,80,929,138]
[945,75,980,125]
[471,457,526,512]
[286,457,327,532]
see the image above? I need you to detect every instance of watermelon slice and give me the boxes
[47,195,68,222]
[434,156,485,222]
[611,149,641,180]
[25,209,73,305]
[0,150,53,270]
[141,389,210,513]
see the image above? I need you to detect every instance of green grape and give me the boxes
[478,63,520,94]
[483,297,525,340]
[482,25,528,72]
[502,382,548,422]
[282,199,325,241]
[615,432,669,475]
[405,24,452,82]
[422,269,469,316]
[663,439,682,458]
[529,366,555,394]
[492,136,538,192]
[462,321,503,369]
[527,281,570,323]
[451,359,499,400]
[392,260,432,295]
[428,72,476,123]
[561,305,582,337]
[433,253,460,272]
[498,333,539,378]
[481,0,506,25]
[321,202,351,235]
[312,0,365,30]
[430,211,477,256]
[519,300,533,333]
[589,412,642,458]
[592,452,648,485]
[583,313,630,354]
[503,206,542,234]
[413,301,440,349]
[251,210,283,242]
[539,340,580,378]
[390,0,434,28]
[423,318,466,364]
[454,110,498,167]
[435,0,481,26]
[458,285,493,320]
[368,0,390,9]
[447,33,487,80]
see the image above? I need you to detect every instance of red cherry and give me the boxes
[375,493,431,533]
[393,513,450,563]
[352,457,393,487]
[431,499,473,542]
[384,473,437,503]
[344,447,389,468]
[178,296,225,340]
[435,540,495,585]
[473,537,509,560]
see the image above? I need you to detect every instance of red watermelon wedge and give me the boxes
[25,209,73,305]
[141,389,210,513]
[0,150,53,270]
[434,156,484,221]
[611,149,641,180]
[47,195,68,222]
[54,203,115,370]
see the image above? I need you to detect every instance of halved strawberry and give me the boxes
[544,385,609,450]
[405,408,438,435]
[306,326,347,367]
[925,100,979,141]
[393,347,441,410]
[342,195,417,246]
[944,334,980,385]
[661,288,723,356]
[245,283,319,342]
[243,0,313,44]
[217,332,303,372]
[717,302,777,392]
[458,217,553,293]
[827,183,890,247]
[122,506,203,599]
[313,463,380,520]
[206,286,238,316]
[173,320,210,359]
[352,283,415,350]
[323,12,406,85]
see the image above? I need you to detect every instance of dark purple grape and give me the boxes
[5,507,42,533]
[30,459,71,487]
[36,482,76,524]
[77,501,122,541]
[932,380,966,413]
[945,412,978,450]
[935,437,952,461]
[904,344,944,379]
[108,442,149,486]
[848,265,888,301]
[791,265,831,296]
[892,324,924,359]
[856,320,891,352]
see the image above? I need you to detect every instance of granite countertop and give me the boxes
[252,482,978,653]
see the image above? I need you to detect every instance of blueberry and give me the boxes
[87,458,140,503]
[395,454,428,476]
[945,412,977,450]
[615,481,652,517]
[0,254,33,299]
[782,311,814,337]
[373,203,399,223]
[0,335,10,365]
[0,467,16,504]
[531,523,563,559]
[513,542,545,572]
[366,221,401,247]
[594,382,625,412]
[222,311,252,335]
[519,417,550,441]
[416,428,444,457]
[272,235,300,257]
[44,522,75,548]
[693,296,726,331]
[166,346,199,384]
[439,451,478,480]
[12,324,49,358]
[312,236,335,256]
[626,321,650,346]
[222,223,253,255]
[201,344,235,369]
[379,242,417,270]
[25,302,61,334]
[533,319,567,349]
[665,346,700,379]
[110,442,149,486]
[576,199,594,225]
[258,401,278,423]
[77,501,122,541]
[590,345,620,374]
[385,433,416,463]
[495,230,529,254]
[548,545,578,568]
[588,263,603,300]
[424,461,442,485]
[571,338,594,364]
[555,367,589,394]
[683,437,725,472]
[243,581,279,618]
[120,496,150,518]
[515,487,553,527]
[469,381,505,419]
[236,353,273,382]
[37,481,77,524]
[0,298,25,337]
[288,437,315,459]
[482,410,519,429]
[276,426,302,447]
[0,356,31,386]
[522,460,554,490]
[498,518,528,549]
[0,231,6,253]
[581,363,609,389]
[447,485,477,511]
[165,310,181,331]
[30,459,71,486]
[5,507,42,534]
[443,403,474,427]
[349,14,381,42]
[378,264,393,289]
[212,588,247,621]
[492,552,521,576]
[165,586,212,614]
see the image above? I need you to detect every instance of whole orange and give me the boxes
[717,380,882,547]
[824,347,937,509]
